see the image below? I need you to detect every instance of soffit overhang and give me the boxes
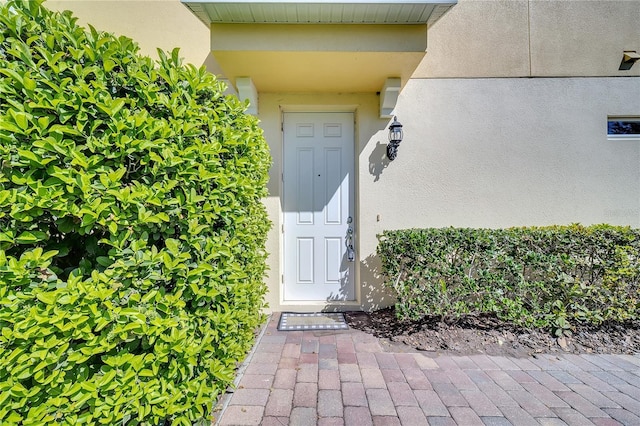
[182,1,457,93]
[182,0,455,25]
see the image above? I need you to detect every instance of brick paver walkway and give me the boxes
[215,313,640,425]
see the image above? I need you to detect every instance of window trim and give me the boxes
[608,116,640,141]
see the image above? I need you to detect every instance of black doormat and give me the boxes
[277,312,349,331]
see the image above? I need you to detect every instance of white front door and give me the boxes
[283,112,355,302]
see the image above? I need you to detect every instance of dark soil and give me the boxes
[344,308,640,357]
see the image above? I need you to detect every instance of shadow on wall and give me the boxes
[368,141,390,182]
[359,254,397,311]
[323,251,356,303]
[322,253,396,313]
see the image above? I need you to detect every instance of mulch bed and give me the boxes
[344,308,640,357]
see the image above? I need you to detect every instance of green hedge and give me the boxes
[0,1,270,424]
[378,225,640,334]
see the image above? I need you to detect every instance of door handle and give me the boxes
[346,216,355,262]
[346,240,355,262]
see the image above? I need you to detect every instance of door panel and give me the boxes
[283,112,355,301]
[324,148,342,224]
[297,238,314,283]
[296,148,314,224]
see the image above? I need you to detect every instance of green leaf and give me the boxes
[17,149,40,164]
[96,256,112,267]
[70,150,89,169]
[0,119,22,133]
[23,76,37,91]
[108,221,118,234]
[36,292,56,305]
[16,230,47,244]
[11,111,29,131]
[0,231,15,243]
[103,59,116,73]
[154,212,170,222]
[165,238,180,255]
[49,124,82,136]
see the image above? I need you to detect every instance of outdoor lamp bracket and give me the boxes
[619,50,640,71]
[387,116,403,161]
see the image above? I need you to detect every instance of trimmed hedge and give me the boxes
[378,225,640,334]
[0,1,270,424]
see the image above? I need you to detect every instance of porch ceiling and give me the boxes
[182,1,456,25]
[181,1,457,93]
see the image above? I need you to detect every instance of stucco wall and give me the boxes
[357,0,640,311]
[47,0,212,68]
[366,77,640,231]
[259,77,640,312]
[356,76,640,309]
[416,0,640,78]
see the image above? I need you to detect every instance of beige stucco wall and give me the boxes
[529,0,640,77]
[259,0,640,312]
[416,0,640,78]
[47,0,211,68]
[367,77,640,232]
[208,23,428,92]
[260,76,640,312]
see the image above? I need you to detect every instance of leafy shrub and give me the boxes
[378,225,640,335]
[0,1,271,424]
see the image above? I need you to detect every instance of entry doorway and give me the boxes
[282,112,356,302]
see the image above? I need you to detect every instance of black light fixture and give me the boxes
[619,51,640,71]
[387,116,403,160]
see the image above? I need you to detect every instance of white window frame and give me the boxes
[608,116,640,141]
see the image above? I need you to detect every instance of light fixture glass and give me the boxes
[387,116,403,160]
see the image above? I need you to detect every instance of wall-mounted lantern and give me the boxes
[387,116,403,160]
